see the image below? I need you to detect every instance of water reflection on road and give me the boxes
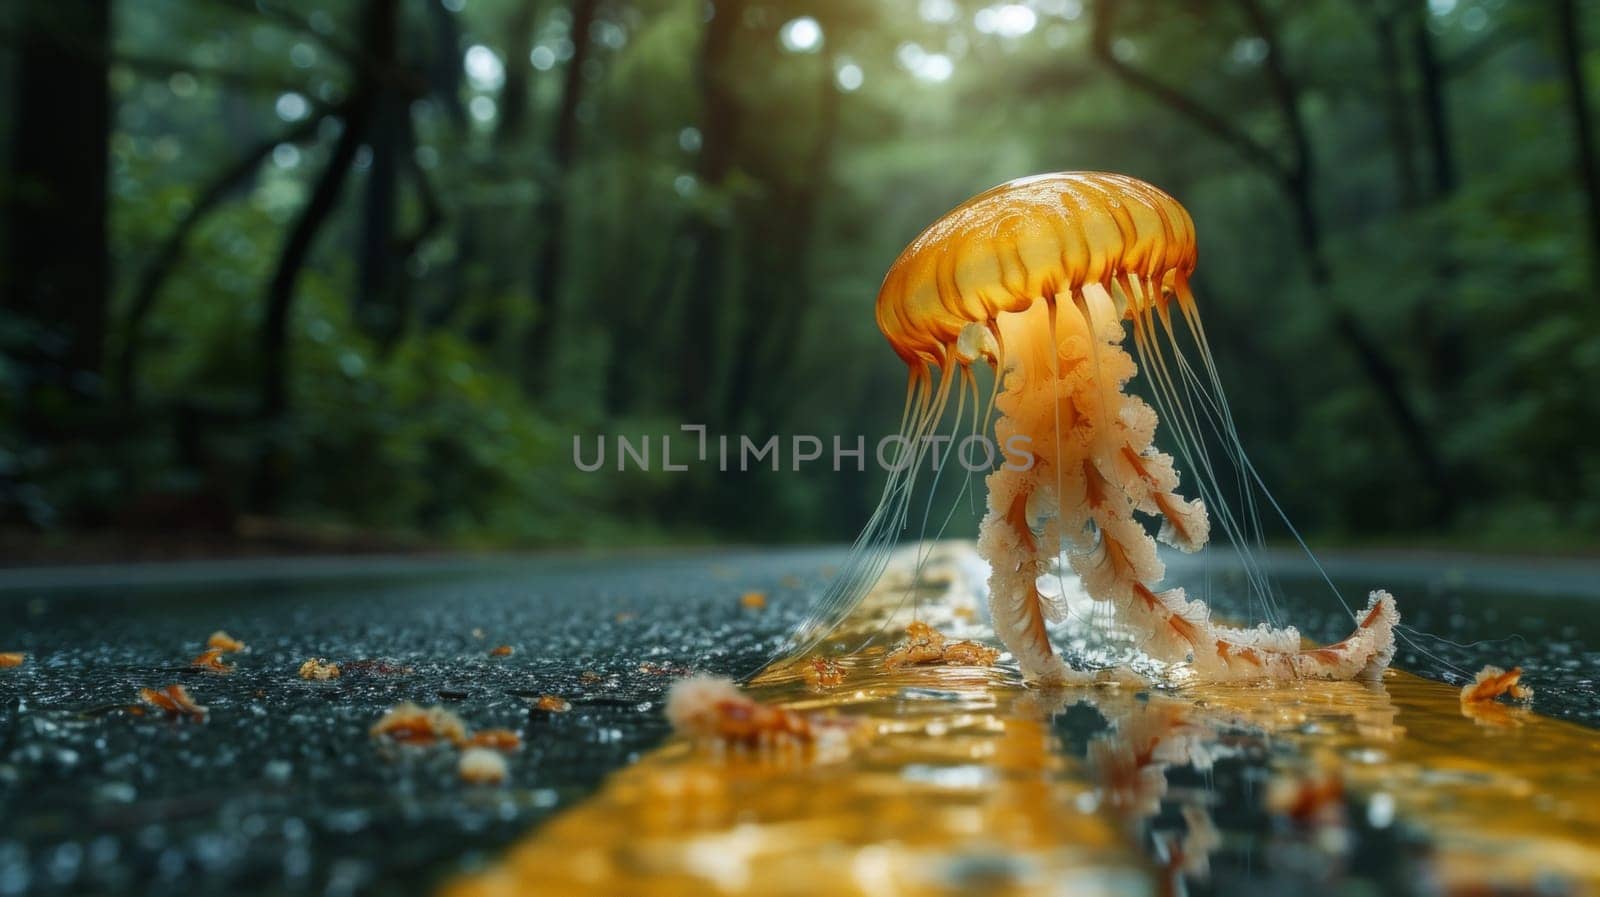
[445,543,1600,897]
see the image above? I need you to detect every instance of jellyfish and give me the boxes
[798,172,1398,686]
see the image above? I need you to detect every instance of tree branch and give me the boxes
[1556,0,1600,292]
[208,0,424,98]
[208,0,363,65]
[1089,0,1290,181]
[1444,15,1525,76]
[1235,0,1310,182]
[117,105,334,402]
[524,0,601,392]
[249,100,369,512]
[260,102,371,422]
[400,141,445,261]
[1090,0,1451,518]
[373,111,448,352]
[113,52,317,97]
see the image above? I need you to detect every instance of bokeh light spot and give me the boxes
[917,54,953,82]
[919,0,957,23]
[976,4,1037,37]
[275,92,310,122]
[836,62,864,92]
[1230,37,1268,65]
[898,44,953,83]
[465,45,506,91]
[779,17,823,53]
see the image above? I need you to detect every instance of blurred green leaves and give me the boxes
[4,0,1599,552]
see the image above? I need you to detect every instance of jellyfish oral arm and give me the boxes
[978,462,1082,685]
[975,285,1398,683]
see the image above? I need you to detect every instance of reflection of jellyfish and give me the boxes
[1017,681,1403,893]
[800,173,1397,684]
[1082,695,1228,888]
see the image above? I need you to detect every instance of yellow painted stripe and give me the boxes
[442,545,1600,897]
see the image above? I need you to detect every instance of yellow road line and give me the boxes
[442,544,1600,897]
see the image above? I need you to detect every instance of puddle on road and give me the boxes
[442,545,1600,897]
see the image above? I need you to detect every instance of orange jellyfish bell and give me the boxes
[876,172,1197,369]
[843,172,1399,686]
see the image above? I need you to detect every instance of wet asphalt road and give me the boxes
[0,546,1596,897]
[0,550,831,897]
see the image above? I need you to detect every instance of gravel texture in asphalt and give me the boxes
[2,546,1596,897]
[0,549,832,897]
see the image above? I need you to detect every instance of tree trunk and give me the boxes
[1362,0,1420,208]
[358,106,403,345]
[1410,0,1458,197]
[1556,0,1600,291]
[456,0,534,346]
[674,0,745,424]
[356,0,407,349]
[723,51,841,431]
[1405,0,1467,391]
[524,0,600,393]
[605,227,689,414]
[3,0,112,394]
[495,0,540,147]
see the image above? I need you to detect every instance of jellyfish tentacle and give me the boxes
[978,470,1081,685]
[1080,281,1211,554]
[1075,307,1397,680]
[980,268,1397,682]
[1132,293,1281,620]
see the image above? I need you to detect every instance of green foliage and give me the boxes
[5,0,1600,551]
